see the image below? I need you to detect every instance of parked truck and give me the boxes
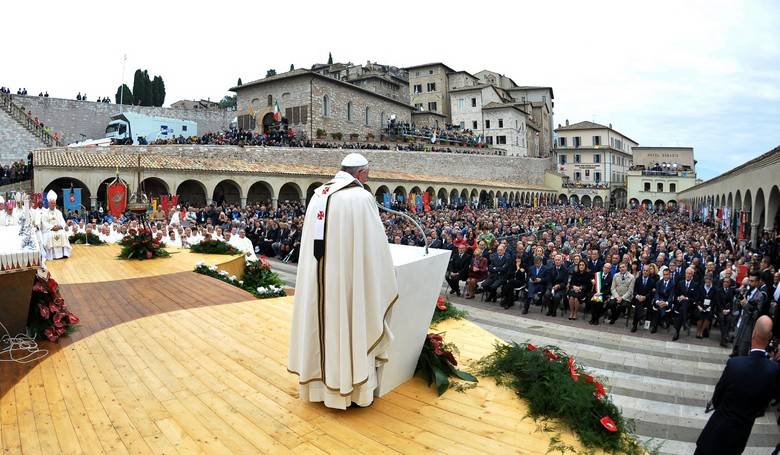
[104,112,197,144]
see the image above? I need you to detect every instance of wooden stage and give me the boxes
[1,245,594,454]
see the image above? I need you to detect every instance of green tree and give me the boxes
[132,69,147,106]
[150,75,166,107]
[327,52,333,64]
[266,69,276,78]
[115,84,134,105]
[141,70,153,106]
[237,77,242,86]
[218,95,236,109]
[289,64,294,71]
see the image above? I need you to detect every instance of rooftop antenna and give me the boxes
[119,53,127,113]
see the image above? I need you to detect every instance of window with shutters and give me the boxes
[347,102,352,121]
[644,182,651,191]
[267,95,273,106]
[322,96,330,117]
[485,120,491,129]
[498,119,503,128]
[292,106,300,124]
[427,101,437,112]
[285,108,292,122]
[365,107,370,126]
[496,135,507,145]
[472,120,478,129]
[301,105,308,124]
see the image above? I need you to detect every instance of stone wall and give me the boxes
[0,107,47,163]
[310,77,411,140]
[234,76,312,137]
[10,95,233,145]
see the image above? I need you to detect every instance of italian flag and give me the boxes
[273,100,282,122]
[594,271,602,294]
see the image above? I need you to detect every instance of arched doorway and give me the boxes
[213,179,241,206]
[393,186,407,204]
[177,180,207,206]
[593,195,603,207]
[654,199,665,211]
[768,186,780,233]
[43,177,93,211]
[667,200,678,211]
[754,188,766,235]
[581,195,592,207]
[140,177,169,200]
[437,188,448,207]
[247,181,273,206]
[279,182,302,204]
[375,185,390,205]
[641,199,652,210]
[569,194,579,205]
[559,194,568,205]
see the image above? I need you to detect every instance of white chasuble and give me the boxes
[288,171,399,410]
[41,208,72,259]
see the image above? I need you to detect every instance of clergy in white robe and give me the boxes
[41,191,72,259]
[230,230,257,262]
[288,153,399,410]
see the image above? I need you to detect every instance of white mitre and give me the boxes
[47,190,57,202]
[341,153,368,167]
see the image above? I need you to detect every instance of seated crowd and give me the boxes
[62,197,779,350]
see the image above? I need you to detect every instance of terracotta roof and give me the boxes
[33,148,550,191]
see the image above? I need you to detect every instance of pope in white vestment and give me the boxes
[229,230,257,262]
[41,190,72,259]
[288,153,399,410]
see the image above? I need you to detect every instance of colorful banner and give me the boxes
[422,193,430,212]
[107,181,127,217]
[171,195,179,209]
[383,193,391,208]
[62,188,82,212]
[161,195,170,213]
[416,194,423,213]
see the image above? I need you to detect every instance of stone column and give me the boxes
[90,196,98,210]
[272,198,278,210]
[750,222,760,246]
[206,198,213,206]
[300,198,307,208]
[240,197,247,208]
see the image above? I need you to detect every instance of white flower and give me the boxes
[257,286,265,293]
[209,265,218,271]
[219,270,228,276]
[229,275,237,281]
[196,260,205,267]
[238,280,244,285]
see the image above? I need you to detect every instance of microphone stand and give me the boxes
[376,202,429,255]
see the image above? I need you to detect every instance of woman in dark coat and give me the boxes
[568,260,592,320]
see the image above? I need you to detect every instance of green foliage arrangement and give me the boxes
[189,239,241,255]
[117,227,170,260]
[68,232,105,245]
[475,342,646,454]
[194,256,286,299]
[431,295,469,325]
[415,333,477,395]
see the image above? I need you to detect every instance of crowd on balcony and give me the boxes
[561,182,610,189]
[0,160,31,186]
[383,121,482,146]
[120,128,505,156]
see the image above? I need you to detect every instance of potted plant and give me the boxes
[316,128,326,139]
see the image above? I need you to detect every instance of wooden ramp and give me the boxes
[0,245,595,454]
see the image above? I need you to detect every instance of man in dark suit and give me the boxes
[696,316,780,455]
[545,254,569,317]
[631,266,656,332]
[446,244,471,297]
[587,249,604,277]
[651,268,675,333]
[483,244,512,302]
[524,256,548,313]
[715,276,737,348]
[673,267,700,341]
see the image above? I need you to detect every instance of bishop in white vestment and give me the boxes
[41,190,72,259]
[288,153,399,410]
[229,230,257,262]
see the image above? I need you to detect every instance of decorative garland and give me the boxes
[194,256,286,299]
[189,239,241,255]
[415,332,477,395]
[68,232,105,245]
[431,295,468,325]
[27,273,80,342]
[475,342,645,454]
[118,227,170,260]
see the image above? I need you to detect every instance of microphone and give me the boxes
[376,202,429,255]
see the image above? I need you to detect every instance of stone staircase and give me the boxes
[460,302,779,455]
[0,179,32,194]
[0,92,62,163]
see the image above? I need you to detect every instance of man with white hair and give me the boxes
[289,152,399,410]
[40,190,72,259]
[230,229,257,261]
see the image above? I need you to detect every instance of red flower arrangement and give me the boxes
[118,227,170,260]
[600,416,618,432]
[29,273,79,342]
[416,332,477,395]
[527,343,538,351]
[437,295,447,311]
[431,294,468,325]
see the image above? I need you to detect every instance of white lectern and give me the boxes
[375,244,451,396]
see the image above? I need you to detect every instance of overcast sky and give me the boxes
[3,0,778,180]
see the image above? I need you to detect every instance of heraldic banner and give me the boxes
[62,188,82,212]
[107,180,127,217]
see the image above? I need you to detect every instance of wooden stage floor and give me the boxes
[1,245,594,454]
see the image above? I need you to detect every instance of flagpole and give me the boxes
[119,53,127,112]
